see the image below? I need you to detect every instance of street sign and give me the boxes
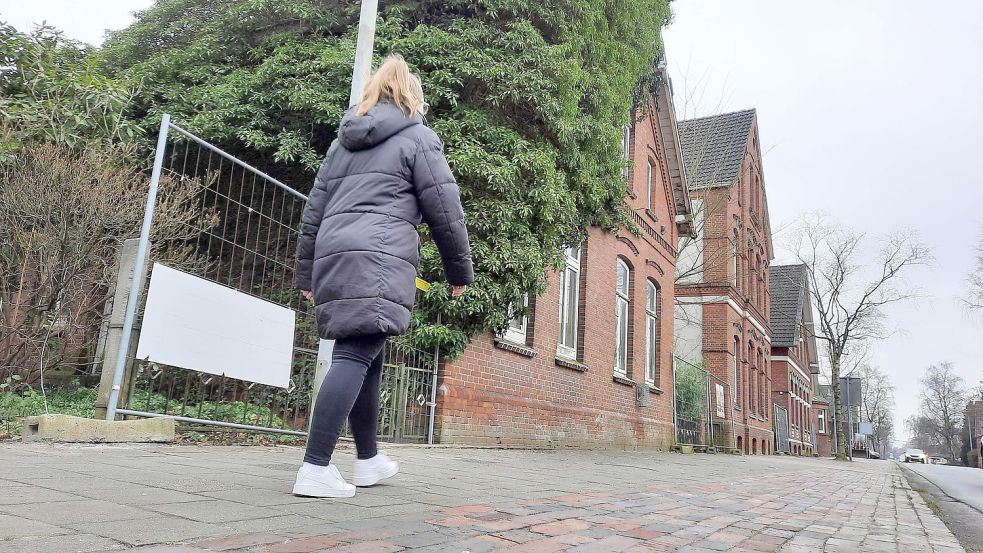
[858,422,873,435]
[839,377,862,407]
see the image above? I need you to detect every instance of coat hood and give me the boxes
[338,102,423,151]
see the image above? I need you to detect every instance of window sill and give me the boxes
[613,375,635,387]
[494,338,537,358]
[647,384,664,395]
[555,356,589,373]
[645,209,659,224]
[627,190,637,200]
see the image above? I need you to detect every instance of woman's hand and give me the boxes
[451,285,467,298]
[301,290,314,302]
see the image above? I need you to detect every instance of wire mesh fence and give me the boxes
[112,118,438,442]
[673,356,735,450]
[673,356,708,447]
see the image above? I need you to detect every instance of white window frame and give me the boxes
[556,245,581,360]
[614,259,630,377]
[503,293,529,344]
[818,409,826,433]
[621,125,631,181]
[732,337,739,405]
[644,280,658,384]
[646,160,654,211]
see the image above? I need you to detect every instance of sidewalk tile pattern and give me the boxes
[0,443,965,552]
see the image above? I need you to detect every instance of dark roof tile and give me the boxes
[678,109,756,189]
[769,264,808,347]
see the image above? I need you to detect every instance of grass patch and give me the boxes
[925,498,943,517]
[0,386,97,439]
[1,386,306,445]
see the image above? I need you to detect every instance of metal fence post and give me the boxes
[427,313,441,445]
[105,114,170,421]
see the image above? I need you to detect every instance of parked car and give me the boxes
[903,448,927,463]
[929,457,949,465]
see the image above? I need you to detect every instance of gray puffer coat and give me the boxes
[296,102,473,340]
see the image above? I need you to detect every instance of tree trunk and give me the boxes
[830,355,847,460]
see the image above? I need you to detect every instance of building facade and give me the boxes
[434,70,692,448]
[965,399,983,469]
[768,264,820,456]
[673,109,776,454]
[812,385,833,457]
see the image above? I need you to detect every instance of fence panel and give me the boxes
[109,116,437,442]
[774,404,790,453]
[673,356,708,447]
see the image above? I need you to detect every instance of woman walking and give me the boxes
[293,55,473,498]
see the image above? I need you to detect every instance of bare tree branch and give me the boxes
[789,212,930,460]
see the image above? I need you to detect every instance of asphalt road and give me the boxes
[905,461,983,514]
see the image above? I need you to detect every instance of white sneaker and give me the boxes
[352,452,400,487]
[292,464,356,498]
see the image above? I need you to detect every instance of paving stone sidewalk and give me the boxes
[0,442,964,553]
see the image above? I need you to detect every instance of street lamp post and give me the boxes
[312,0,379,415]
[349,0,379,107]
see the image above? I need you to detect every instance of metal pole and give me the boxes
[106,113,171,421]
[427,313,441,445]
[349,0,379,108]
[672,357,679,446]
[846,379,853,461]
[706,369,713,450]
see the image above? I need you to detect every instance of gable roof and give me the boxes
[815,384,832,403]
[769,264,809,347]
[678,109,756,189]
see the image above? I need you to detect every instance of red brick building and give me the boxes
[673,109,775,455]
[768,264,820,456]
[434,68,693,448]
[812,385,833,457]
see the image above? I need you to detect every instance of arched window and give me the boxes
[614,259,631,377]
[732,336,740,405]
[747,341,754,411]
[645,280,660,384]
[621,125,631,182]
[646,160,654,210]
[557,245,581,360]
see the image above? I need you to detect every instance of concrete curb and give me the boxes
[21,414,175,443]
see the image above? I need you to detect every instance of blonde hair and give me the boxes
[356,54,426,117]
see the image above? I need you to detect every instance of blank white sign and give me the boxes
[137,263,296,388]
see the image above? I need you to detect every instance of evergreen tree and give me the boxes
[99,0,672,355]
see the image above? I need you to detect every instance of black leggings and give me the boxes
[304,334,387,466]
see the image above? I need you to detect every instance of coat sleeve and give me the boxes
[295,143,337,291]
[412,133,474,286]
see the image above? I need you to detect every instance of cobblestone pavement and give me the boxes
[0,442,965,552]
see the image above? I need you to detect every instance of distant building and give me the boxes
[812,385,833,457]
[768,264,820,456]
[966,399,983,469]
[673,109,776,454]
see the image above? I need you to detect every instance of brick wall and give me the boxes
[675,118,776,455]
[812,399,833,457]
[771,342,817,455]
[435,97,682,449]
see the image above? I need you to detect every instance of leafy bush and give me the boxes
[97,0,673,357]
[0,385,97,438]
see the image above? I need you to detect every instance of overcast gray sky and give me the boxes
[665,0,983,443]
[4,0,982,444]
